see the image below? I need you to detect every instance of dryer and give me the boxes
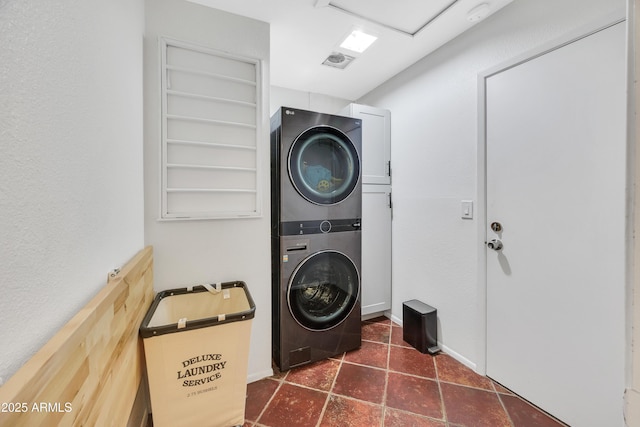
[270,106,363,371]
[272,227,361,371]
[270,107,362,229]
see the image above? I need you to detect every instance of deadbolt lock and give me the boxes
[490,222,502,233]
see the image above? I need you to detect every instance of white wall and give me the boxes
[270,86,352,116]
[144,0,272,382]
[358,0,626,367]
[630,3,640,422]
[0,0,145,383]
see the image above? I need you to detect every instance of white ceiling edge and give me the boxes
[299,0,515,100]
[186,0,514,100]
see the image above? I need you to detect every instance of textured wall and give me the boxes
[144,0,272,382]
[358,0,626,367]
[0,0,145,382]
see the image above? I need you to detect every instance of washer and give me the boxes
[272,227,361,371]
[270,107,362,227]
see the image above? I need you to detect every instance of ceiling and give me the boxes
[187,0,514,100]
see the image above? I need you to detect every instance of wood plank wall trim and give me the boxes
[0,246,154,427]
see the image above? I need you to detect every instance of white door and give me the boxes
[485,22,626,427]
[361,184,392,315]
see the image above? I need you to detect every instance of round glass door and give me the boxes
[287,250,359,331]
[288,126,360,205]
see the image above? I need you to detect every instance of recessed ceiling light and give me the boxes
[339,30,377,54]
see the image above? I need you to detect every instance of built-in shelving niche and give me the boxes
[160,38,262,219]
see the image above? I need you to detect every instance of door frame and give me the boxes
[475,12,628,377]
[626,0,640,423]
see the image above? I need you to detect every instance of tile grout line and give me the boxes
[314,352,344,427]
[253,374,287,427]
[493,385,516,427]
[498,390,571,427]
[439,378,510,393]
[433,354,449,425]
[380,322,392,427]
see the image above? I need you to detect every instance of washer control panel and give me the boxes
[280,218,361,236]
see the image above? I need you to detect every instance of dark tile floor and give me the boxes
[244,317,567,427]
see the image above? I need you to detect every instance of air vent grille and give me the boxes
[322,52,355,69]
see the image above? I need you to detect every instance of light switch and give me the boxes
[461,200,473,219]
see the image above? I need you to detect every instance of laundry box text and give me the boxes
[177,353,227,387]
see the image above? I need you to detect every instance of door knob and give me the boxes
[487,238,503,251]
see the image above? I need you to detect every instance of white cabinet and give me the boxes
[361,184,392,315]
[341,103,392,316]
[341,104,391,185]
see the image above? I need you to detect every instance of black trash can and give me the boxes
[403,299,441,355]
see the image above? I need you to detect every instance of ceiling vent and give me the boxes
[322,52,355,69]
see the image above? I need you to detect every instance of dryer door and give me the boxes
[287,250,360,331]
[288,126,360,205]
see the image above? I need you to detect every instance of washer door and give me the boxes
[288,126,360,205]
[287,250,359,331]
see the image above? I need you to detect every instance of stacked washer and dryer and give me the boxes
[270,107,363,371]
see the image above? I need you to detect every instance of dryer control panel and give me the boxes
[280,218,361,236]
